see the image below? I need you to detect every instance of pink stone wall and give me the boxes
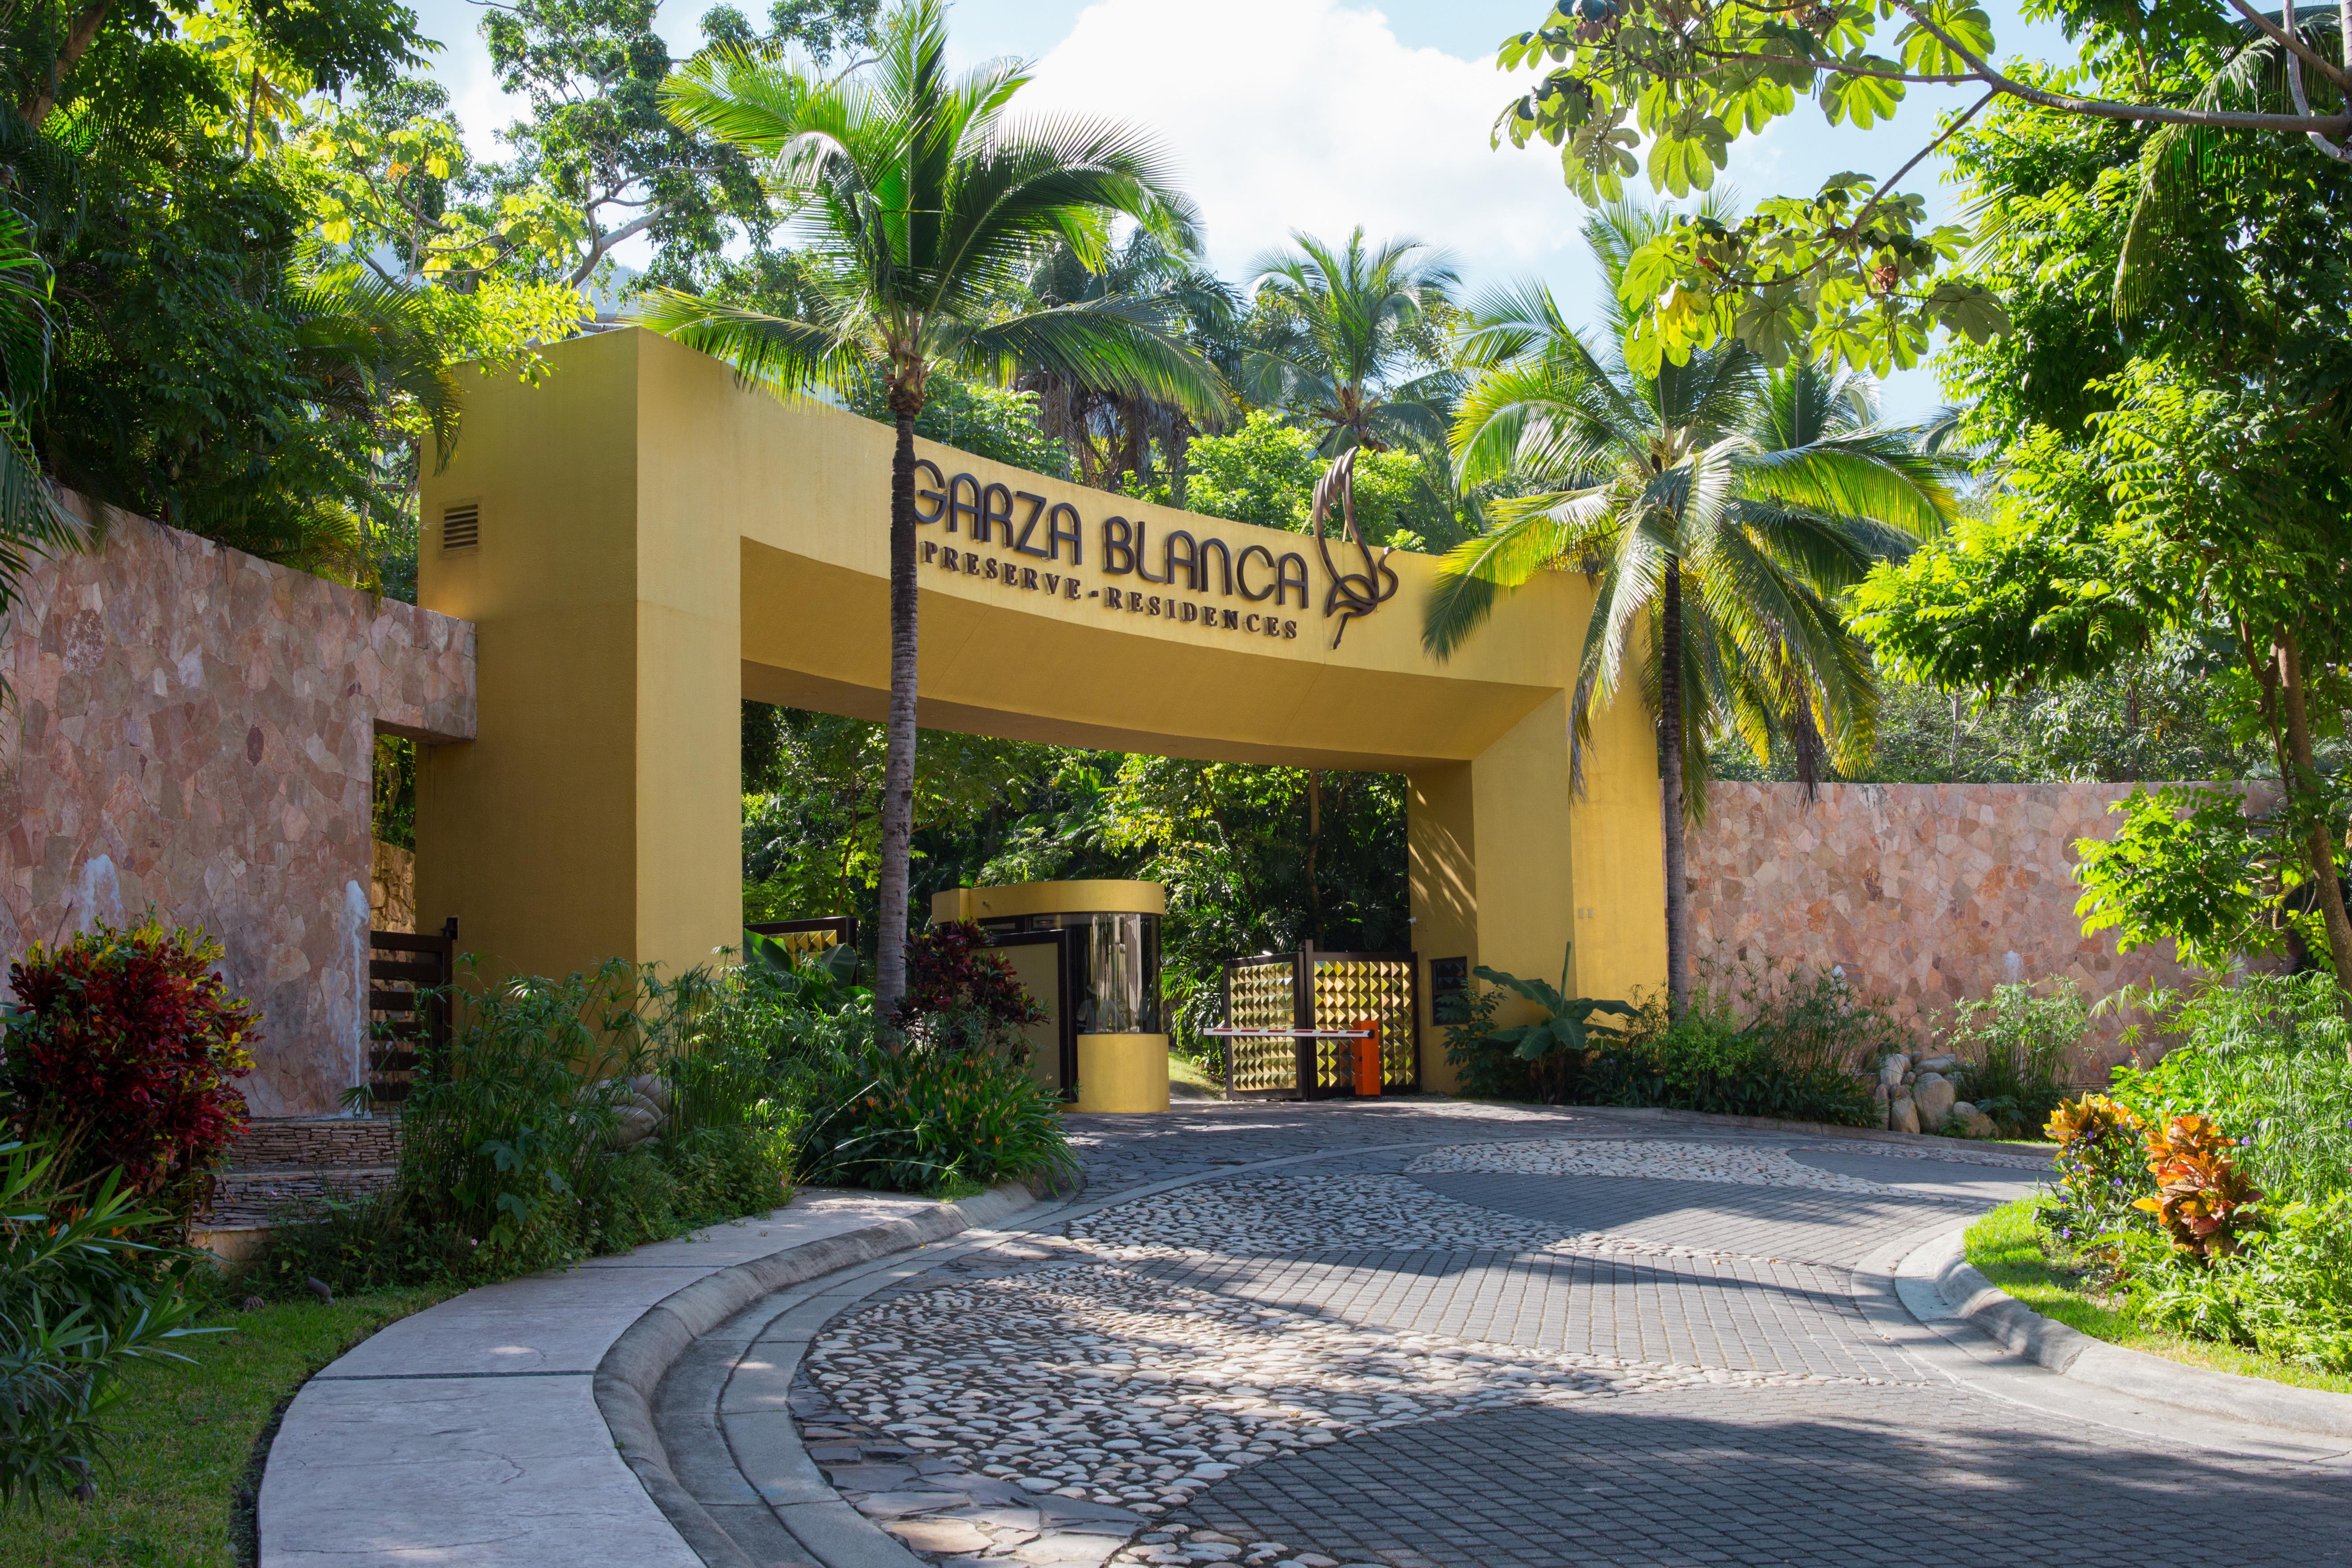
[0,498,475,1115]
[1687,782,2237,1071]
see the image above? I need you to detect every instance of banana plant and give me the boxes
[1474,944,1635,1063]
[743,930,864,1002]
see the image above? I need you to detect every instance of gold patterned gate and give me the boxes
[1218,943,1419,1100]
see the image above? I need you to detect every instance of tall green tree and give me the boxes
[1242,228,1461,834]
[1244,227,1459,458]
[640,0,1227,1010]
[1851,55,2352,1025]
[0,0,475,577]
[1426,205,1956,1016]
[1482,0,2350,374]
[0,210,84,692]
[480,0,767,291]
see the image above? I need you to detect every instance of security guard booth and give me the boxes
[931,881,1167,1113]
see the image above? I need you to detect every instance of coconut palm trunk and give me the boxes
[1425,211,1961,1029]
[1657,561,1690,1020]
[877,396,922,1012]
[641,2,1232,1024]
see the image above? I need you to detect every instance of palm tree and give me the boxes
[1425,204,1959,1019]
[1019,229,1238,495]
[640,0,1229,1012]
[0,207,88,703]
[1244,227,1459,458]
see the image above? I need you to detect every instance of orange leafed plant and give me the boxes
[2143,1112,2235,1166]
[2045,1094,2143,1148]
[2134,1114,2264,1260]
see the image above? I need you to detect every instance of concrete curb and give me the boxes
[597,1183,1040,1568]
[1921,1227,2352,1438]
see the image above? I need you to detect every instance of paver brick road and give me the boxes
[675,1101,2352,1568]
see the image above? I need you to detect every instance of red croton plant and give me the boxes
[2135,1113,2264,1262]
[893,921,1046,1050]
[1,917,258,1212]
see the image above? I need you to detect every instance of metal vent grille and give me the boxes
[441,502,480,551]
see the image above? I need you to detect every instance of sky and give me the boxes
[404,0,2074,422]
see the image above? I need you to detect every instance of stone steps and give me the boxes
[194,1115,406,1258]
[203,1165,399,1229]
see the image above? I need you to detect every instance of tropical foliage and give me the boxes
[1850,50,2352,1019]
[1486,0,2345,374]
[1436,947,1633,1102]
[2020,974,2352,1373]
[1939,980,2086,1139]
[0,1141,213,1505]
[0,206,83,685]
[0,920,257,1221]
[1426,201,1957,1012]
[741,709,1408,1064]
[639,0,1229,1005]
[1444,953,1891,1122]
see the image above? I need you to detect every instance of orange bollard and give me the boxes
[1352,1020,1382,1096]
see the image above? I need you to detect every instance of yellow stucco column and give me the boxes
[1409,689,1665,1092]
[415,331,741,986]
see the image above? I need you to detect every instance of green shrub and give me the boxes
[2108,971,2352,1205]
[1438,973,1531,1100]
[262,958,799,1294]
[2093,1194,2352,1373]
[1945,980,2086,1137]
[797,1044,1076,1196]
[1582,963,1892,1125]
[1437,948,1633,1103]
[247,1186,456,1296]
[1,919,257,1225]
[2016,973,2352,1371]
[1442,957,1888,1125]
[2042,1094,2153,1251]
[0,1140,213,1505]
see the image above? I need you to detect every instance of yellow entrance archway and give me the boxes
[414,328,1665,1093]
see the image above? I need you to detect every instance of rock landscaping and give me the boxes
[1872,1052,2001,1138]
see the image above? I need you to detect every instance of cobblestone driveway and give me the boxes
[728,1102,2352,1568]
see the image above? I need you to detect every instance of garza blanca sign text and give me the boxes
[910,461,1399,647]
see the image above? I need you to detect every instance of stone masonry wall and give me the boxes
[0,496,475,1116]
[1688,782,2231,1072]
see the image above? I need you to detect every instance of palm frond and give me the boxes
[958,302,1232,425]
[634,289,870,395]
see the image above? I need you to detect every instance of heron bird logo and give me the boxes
[1309,449,1401,648]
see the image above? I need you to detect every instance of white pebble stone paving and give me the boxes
[1406,1137,1908,1193]
[797,1153,1935,1567]
[1068,1174,1813,1264]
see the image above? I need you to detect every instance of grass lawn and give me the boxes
[1168,1050,1222,1098]
[0,1284,452,1568]
[1965,1199,2352,1397]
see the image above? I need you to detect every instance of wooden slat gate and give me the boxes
[368,918,456,1108]
[1219,943,1420,1100]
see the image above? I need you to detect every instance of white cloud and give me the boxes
[1014,0,1594,293]
[1010,0,1973,418]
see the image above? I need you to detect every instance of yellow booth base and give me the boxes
[1071,1034,1172,1113]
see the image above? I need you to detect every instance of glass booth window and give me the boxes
[975,910,1161,1034]
[1075,912,1159,1033]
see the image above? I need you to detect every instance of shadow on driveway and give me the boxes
[1176,1382,2352,1567]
